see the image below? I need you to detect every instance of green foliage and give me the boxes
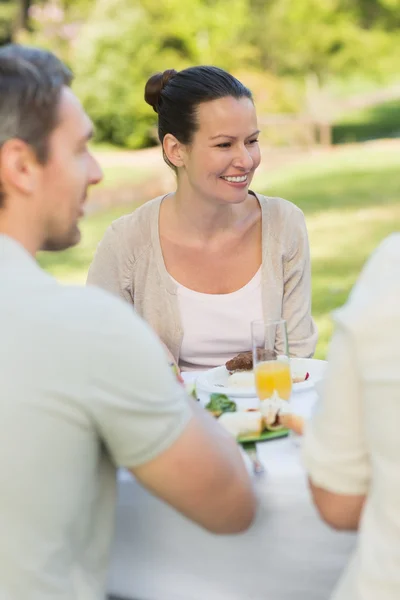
[249,0,400,82]
[72,1,155,147]
[72,0,256,148]
[2,0,400,146]
[70,0,400,147]
[0,0,18,44]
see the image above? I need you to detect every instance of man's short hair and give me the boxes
[0,44,73,206]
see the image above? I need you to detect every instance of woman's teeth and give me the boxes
[222,175,247,183]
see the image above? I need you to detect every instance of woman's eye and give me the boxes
[248,138,259,145]
[217,142,231,148]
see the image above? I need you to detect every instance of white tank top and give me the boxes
[171,268,263,371]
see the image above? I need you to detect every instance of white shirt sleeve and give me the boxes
[302,323,371,495]
[85,303,192,469]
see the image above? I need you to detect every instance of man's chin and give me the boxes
[41,228,81,252]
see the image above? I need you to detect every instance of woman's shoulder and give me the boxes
[103,195,164,257]
[109,195,163,234]
[254,192,304,220]
[253,193,306,246]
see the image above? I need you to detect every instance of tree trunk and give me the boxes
[14,0,32,34]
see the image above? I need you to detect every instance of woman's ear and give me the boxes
[162,134,186,169]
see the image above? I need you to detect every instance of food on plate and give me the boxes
[218,411,263,439]
[205,393,237,417]
[226,370,255,388]
[279,413,305,435]
[226,352,310,385]
[204,394,293,440]
[225,351,253,372]
[260,400,284,431]
[225,349,276,372]
[292,372,310,384]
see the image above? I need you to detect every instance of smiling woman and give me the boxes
[87,66,317,371]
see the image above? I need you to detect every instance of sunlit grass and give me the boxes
[333,99,400,144]
[258,144,400,357]
[95,165,151,189]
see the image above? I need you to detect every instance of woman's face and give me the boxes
[179,96,261,205]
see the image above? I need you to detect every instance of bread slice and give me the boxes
[218,411,263,439]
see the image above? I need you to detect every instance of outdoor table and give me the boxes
[107,373,355,600]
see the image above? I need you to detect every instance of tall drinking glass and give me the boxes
[251,319,292,427]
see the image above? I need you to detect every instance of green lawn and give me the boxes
[333,99,400,144]
[255,143,400,357]
[38,143,400,359]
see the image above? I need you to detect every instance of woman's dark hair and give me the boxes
[144,66,253,169]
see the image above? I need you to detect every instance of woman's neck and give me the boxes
[166,186,256,242]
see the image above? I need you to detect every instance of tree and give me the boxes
[14,0,32,32]
[72,0,254,147]
[247,0,400,82]
[0,0,19,44]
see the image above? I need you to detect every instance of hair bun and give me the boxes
[144,69,177,113]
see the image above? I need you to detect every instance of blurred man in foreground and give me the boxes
[0,44,256,600]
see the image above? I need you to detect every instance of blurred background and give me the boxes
[2,0,399,357]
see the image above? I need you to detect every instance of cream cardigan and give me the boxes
[87,193,317,364]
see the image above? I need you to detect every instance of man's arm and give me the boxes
[88,303,257,535]
[132,400,257,534]
[308,480,365,531]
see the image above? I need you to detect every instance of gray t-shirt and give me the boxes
[0,235,191,600]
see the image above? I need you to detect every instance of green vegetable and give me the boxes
[205,394,237,416]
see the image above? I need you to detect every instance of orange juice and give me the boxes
[254,361,292,401]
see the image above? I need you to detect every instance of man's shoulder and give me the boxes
[47,282,143,337]
[346,233,400,304]
[363,233,400,271]
[335,234,400,332]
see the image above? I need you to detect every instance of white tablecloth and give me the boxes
[107,381,356,600]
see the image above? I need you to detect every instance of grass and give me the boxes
[38,142,400,359]
[256,143,400,357]
[96,165,151,189]
[333,99,400,144]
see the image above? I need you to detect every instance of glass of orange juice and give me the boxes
[251,319,292,426]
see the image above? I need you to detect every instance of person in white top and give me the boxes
[302,233,400,599]
[0,45,256,600]
[173,266,263,370]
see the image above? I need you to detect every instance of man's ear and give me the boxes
[163,134,187,169]
[0,139,40,196]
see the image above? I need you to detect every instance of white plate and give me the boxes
[195,358,327,399]
[290,358,327,392]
